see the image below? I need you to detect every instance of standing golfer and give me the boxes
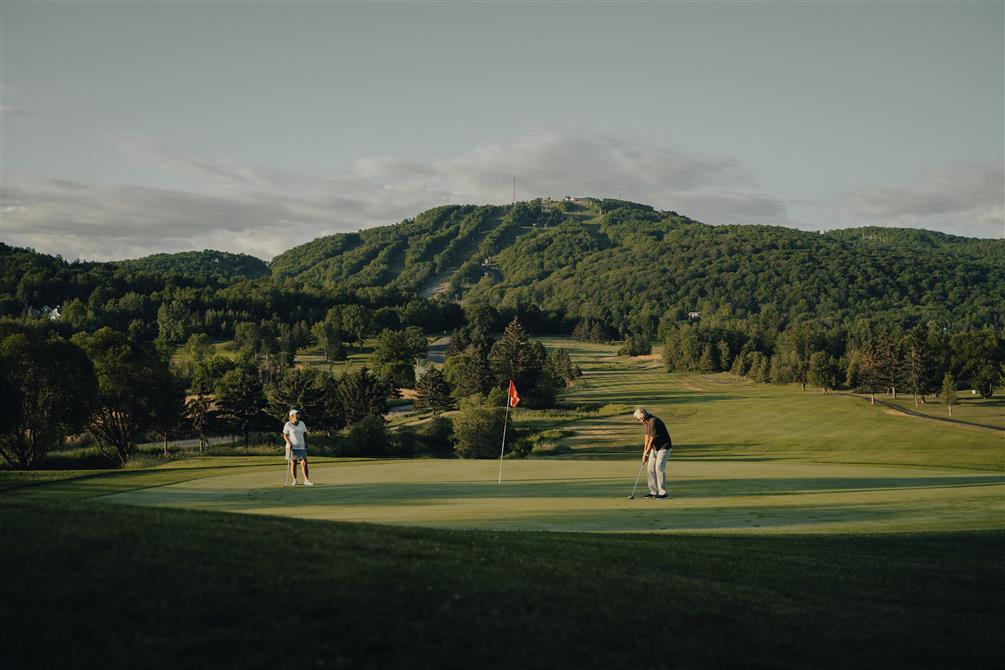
[634,407,672,499]
[284,409,314,486]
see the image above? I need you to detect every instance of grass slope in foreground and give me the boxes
[1,499,1002,669]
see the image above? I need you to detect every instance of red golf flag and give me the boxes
[508,379,520,408]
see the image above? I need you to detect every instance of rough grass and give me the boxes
[1,498,1001,669]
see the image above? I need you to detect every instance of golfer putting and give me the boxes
[633,407,672,499]
[284,409,314,487]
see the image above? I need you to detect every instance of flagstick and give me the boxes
[497,400,511,484]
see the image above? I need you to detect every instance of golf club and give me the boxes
[284,443,292,487]
[627,459,645,500]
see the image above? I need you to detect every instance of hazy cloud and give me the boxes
[0,85,39,117]
[2,130,790,261]
[836,164,1004,237]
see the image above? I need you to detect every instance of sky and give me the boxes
[1,0,1002,261]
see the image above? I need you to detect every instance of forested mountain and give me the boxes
[112,250,270,279]
[3,199,1003,337]
[270,198,1004,333]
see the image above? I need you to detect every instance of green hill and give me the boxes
[4,199,1003,334]
[113,249,269,279]
[270,199,1005,330]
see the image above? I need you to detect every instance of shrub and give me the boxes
[391,425,420,456]
[453,389,506,459]
[420,416,455,457]
[618,334,652,357]
[341,415,390,457]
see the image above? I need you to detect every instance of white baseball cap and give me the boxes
[289,409,301,417]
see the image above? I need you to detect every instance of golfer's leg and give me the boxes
[302,460,310,479]
[646,451,658,495]
[289,460,296,481]
[656,449,670,495]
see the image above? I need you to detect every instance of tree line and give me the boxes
[659,318,1004,408]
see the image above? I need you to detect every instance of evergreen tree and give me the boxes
[545,348,577,385]
[901,328,933,407]
[858,344,883,405]
[444,351,493,399]
[697,343,717,373]
[215,363,271,445]
[338,367,392,425]
[941,372,957,417]
[717,340,733,372]
[415,368,453,416]
[488,318,535,386]
[875,334,902,398]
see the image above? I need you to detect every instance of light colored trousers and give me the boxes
[647,447,671,496]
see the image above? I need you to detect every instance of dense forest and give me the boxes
[113,250,270,280]
[2,198,1002,468]
[5,198,1002,338]
[271,198,1003,333]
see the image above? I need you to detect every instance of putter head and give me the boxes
[627,495,634,500]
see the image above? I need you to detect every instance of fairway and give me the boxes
[102,457,1004,532]
[88,339,1005,534]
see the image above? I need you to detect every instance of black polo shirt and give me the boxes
[645,416,672,450]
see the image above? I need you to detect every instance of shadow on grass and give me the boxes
[496,500,944,531]
[570,391,741,404]
[103,473,1005,514]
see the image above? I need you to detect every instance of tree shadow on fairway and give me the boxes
[681,474,1005,499]
[571,391,741,405]
[103,477,652,513]
[505,500,942,531]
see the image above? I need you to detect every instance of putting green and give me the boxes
[101,457,1005,533]
[60,340,1005,534]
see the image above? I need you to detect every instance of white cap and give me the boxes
[289,409,300,417]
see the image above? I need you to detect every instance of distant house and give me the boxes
[39,305,62,321]
[563,195,581,203]
[687,311,701,321]
[49,306,62,321]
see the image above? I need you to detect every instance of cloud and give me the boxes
[835,164,1004,238]
[0,85,39,117]
[1,130,788,261]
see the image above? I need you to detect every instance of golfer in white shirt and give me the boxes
[284,409,313,486]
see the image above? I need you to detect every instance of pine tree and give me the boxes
[858,344,882,405]
[215,363,270,445]
[875,334,901,398]
[415,368,453,416]
[338,367,392,425]
[941,372,957,417]
[488,317,539,388]
[901,328,933,407]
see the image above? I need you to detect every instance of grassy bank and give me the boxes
[2,498,1001,669]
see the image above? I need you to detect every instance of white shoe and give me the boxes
[304,479,314,486]
[290,479,297,487]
